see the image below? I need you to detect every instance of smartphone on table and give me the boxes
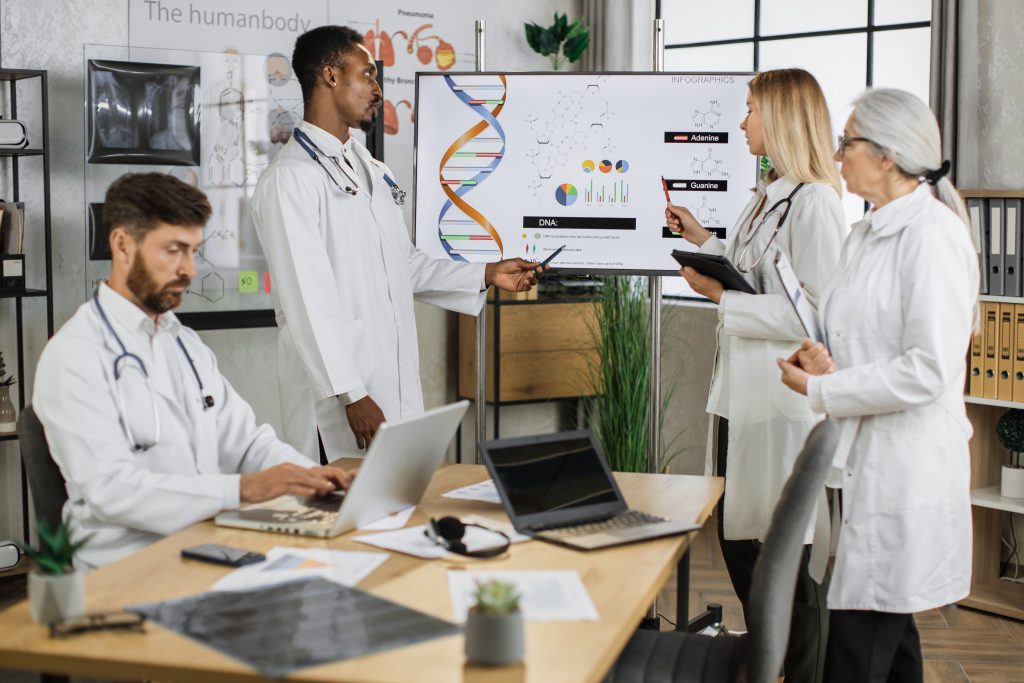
[181,544,266,567]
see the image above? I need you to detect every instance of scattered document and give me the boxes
[447,570,599,623]
[354,522,529,559]
[357,505,415,531]
[442,479,501,505]
[212,546,388,592]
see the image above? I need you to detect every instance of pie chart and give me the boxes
[599,160,613,173]
[616,160,629,173]
[555,183,578,206]
[581,160,595,173]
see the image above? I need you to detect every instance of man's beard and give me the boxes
[126,255,189,315]
[359,99,382,133]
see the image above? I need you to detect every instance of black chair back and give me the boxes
[745,418,840,682]
[18,404,68,531]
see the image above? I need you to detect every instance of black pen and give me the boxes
[535,244,567,271]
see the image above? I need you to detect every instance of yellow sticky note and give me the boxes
[238,271,258,293]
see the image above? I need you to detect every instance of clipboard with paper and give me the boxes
[773,251,824,345]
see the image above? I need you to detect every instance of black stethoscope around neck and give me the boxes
[92,288,214,451]
[734,182,805,273]
[292,127,359,196]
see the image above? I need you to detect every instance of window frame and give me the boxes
[655,0,931,87]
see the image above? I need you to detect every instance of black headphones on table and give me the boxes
[424,517,510,559]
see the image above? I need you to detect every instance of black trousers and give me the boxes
[823,610,923,683]
[715,417,829,683]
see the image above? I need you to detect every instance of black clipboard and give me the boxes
[671,250,756,294]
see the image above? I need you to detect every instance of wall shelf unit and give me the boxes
[961,189,1024,621]
[0,68,53,544]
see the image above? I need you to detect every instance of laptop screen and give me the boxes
[485,433,623,516]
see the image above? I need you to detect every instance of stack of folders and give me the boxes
[966,196,1024,296]
[968,302,1024,401]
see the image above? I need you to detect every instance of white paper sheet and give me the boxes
[353,522,529,559]
[211,547,388,592]
[356,505,416,531]
[441,480,501,505]
[447,570,599,623]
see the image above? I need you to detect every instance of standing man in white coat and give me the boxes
[34,174,353,569]
[779,89,977,683]
[251,26,542,461]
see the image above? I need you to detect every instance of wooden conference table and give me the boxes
[0,463,722,683]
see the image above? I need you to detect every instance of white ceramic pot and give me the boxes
[0,385,16,433]
[1001,465,1024,499]
[28,570,85,625]
[464,608,524,666]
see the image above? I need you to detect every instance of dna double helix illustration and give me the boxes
[437,75,507,262]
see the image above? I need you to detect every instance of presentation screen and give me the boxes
[413,72,757,275]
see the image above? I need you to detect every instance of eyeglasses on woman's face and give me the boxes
[836,134,876,158]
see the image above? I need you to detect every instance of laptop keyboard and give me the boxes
[539,510,668,538]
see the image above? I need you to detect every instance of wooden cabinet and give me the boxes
[457,300,600,402]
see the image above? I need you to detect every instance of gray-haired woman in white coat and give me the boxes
[778,89,978,683]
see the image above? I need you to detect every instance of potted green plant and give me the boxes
[0,350,16,433]
[581,277,686,473]
[22,521,90,625]
[464,579,524,666]
[524,13,590,71]
[996,409,1024,499]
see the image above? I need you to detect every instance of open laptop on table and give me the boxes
[480,429,699,550]
[215,401,468,538]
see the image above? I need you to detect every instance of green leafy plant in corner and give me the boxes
[21,521,91,575]
[581,277,688,473]
[0,350,15,387]
[524,13,590,70]
[472,579,521,615]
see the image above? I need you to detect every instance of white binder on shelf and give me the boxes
[967,198,988,295]
[1005,199,1023,297]
[989,199,1005,296]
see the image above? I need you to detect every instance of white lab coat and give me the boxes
[33,284,311,569]
[251,122,486,460]
[807,184,977,612]
[700,176,846,541]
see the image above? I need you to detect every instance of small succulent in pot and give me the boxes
[465,579,524,666]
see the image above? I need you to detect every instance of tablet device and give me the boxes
[671,250,756,294]
[773,251,824,344]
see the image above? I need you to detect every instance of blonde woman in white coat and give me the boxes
[666,68,846,683]
[779,89,978,683]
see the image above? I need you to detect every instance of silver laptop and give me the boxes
[480,429,699,550]
[215,401,468,538]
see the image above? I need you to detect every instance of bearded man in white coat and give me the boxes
[34,173,353,569]
[252,26,542,461]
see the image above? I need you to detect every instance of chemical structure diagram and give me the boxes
[185,234,233,303]
[208,50,246,188]
[694,195,720,226]
[524,79,615,188]
[690,148,730,178]
[692,100,722,129]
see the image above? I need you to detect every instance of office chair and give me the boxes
[605,418,840,683]
[18,404,68,532]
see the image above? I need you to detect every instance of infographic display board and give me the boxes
[414,72,757,274]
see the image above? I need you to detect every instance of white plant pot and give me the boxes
[464,608,524,666]
[28,570,85,625]
[1001,465,1024,499]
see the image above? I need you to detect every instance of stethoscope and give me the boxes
[92,289,213,451]
[292,127,407,206]
[734,182,805,273]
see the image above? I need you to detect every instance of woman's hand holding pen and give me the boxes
[777,339,835,396]
[665,203,712,247]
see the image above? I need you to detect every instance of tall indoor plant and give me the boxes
[582,277,684,473]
